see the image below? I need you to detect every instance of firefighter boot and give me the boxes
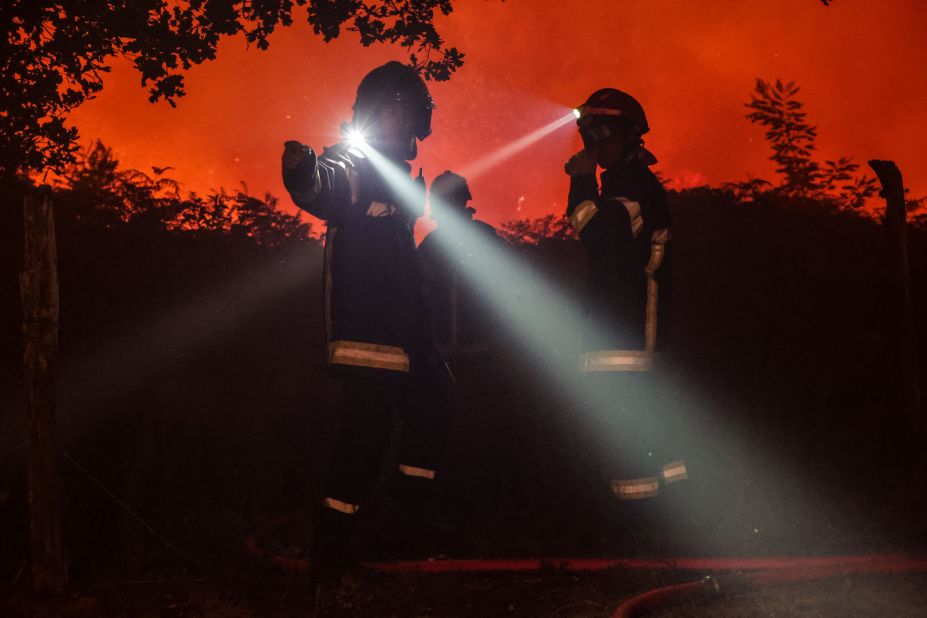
[604,496,666,557]
[309,504,359,586]
[656,459,698,556]
[375,472,459,560]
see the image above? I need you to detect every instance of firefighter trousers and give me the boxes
[581,371,686,500]
[322,374,452,516]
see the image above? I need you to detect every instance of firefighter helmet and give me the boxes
[430,171,475,219]
[575,88,649,135]
[430,171,472,204]
[352,61,435,141]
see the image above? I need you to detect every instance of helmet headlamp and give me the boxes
[345,127,367,147]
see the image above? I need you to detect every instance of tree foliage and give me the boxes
[1,0,464,178]
[743,78,877,209]
[57,141,312,247]
[499,213,575,246]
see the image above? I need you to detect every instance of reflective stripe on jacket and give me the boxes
[567,157,672,371]
[284,143,437,376]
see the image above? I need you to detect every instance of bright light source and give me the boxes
[346,128,366,147]
[572,108,582,119]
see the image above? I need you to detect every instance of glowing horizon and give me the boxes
[67,0,927,228]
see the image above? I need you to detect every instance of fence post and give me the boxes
[20,187,68,594]
[869,160,922,443]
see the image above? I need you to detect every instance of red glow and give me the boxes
[70,0,927,230]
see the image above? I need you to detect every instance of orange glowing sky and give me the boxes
[71,0,927,232]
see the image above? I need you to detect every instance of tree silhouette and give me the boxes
[499,213,575,246]
[743,78,877,208]
[56,140,312,244]
[1,0,465,179]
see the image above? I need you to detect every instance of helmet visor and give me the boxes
[578,117,616,149]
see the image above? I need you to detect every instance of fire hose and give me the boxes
[244,520,927,617]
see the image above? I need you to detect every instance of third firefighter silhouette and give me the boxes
[419,171,502,354]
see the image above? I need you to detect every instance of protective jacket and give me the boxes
[283,142,442,378]
[418,219,499,349]
[566,156,671,373]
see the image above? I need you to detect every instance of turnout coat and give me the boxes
[283,143,442,378]
[566,156,672,373]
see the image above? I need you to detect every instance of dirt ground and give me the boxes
[4,568,927,617]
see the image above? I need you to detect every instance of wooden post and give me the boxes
[869,160,922,437]
[20,188,68,594]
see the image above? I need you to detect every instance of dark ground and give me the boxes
[4,567,927,616]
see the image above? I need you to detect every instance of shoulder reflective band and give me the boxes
[581,350,654,373]
[398,464,436,480]
[329,340,410,373]
[326,152,361,205]
[615,197,643,238]
[611,477,660,500]
[366,200,398,217]
[644,228,669,353]
[661,460,688,484]
[569,200,599,234]
[324,496,360,515]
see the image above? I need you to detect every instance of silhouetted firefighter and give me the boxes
[281,62,453,579]
[418,171,500,351]
[564,89,687,537]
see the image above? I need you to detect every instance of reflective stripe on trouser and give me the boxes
[580,349,654,373]
[581,372,663,497]
[398,464,436,480]
[323,496,360,515]
[329,340,410,372]
[611,476,660,500]
[661,460,687,484]
[325,376,450,514]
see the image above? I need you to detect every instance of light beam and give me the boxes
[458,111,576,181]
[358,134,853,557]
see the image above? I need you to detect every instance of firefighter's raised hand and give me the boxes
[282,140,313,171]
[564,148,598,176]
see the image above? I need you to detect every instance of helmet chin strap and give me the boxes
[620,143,640,164]
[614,128,645,164]
[373,133,417,161]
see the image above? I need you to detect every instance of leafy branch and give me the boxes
[1,1,466,178]
[742,78,877,209]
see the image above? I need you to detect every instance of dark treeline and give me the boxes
[2,137,926,579]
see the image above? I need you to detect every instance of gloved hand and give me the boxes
[281,140,317,195]
[564,148,598,176]
[282,140,314,171]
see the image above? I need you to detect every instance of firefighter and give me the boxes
[281,61,452,574]
[418,171,499,350]
[564,89,687,531]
